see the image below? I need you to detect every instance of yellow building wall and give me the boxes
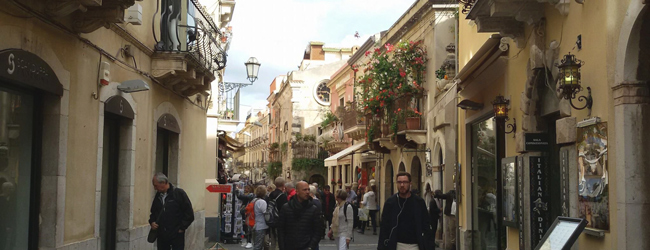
[456,0,640,248]
[1,3,214,244]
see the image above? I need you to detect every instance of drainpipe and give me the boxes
[454,13,461,250]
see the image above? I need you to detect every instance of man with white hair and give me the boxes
[313,182,324,200]
[149,173,194,250]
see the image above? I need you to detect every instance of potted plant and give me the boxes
[404,108,422,130]
[321,111,339,128]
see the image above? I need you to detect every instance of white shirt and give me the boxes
[362,191,378,210]
[336,204,355,239]
[253,198,268,230]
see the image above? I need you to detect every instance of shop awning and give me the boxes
[324,142,367,167]
[218,132,244,152]
[455,34,507,90]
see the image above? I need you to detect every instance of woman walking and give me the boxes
[252,186,268,250]
[329,190,354,250]
[237,185,255,248]
[361,185,379,235]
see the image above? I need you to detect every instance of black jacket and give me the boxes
[378,194,434,250]
[278,196,324,250]
[269,189,288,213]
[434,190,456,216]
[322,192,336,219]
[149,184,194,239]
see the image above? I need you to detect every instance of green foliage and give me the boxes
[295,133,303,141]
[318,150,329,160]
[304,135,316,142]
[281,142,288,154]
[358,40,428,120]
[270,143,279,149]
[292,158,325,173]
[267,162,283,179]
[321,111,339,128]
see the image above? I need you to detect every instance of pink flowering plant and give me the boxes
[354,40,428,141]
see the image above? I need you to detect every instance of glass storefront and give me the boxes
[0,87,34,250]
[471,117,498,250]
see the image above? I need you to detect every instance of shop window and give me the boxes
[0,88,34,250]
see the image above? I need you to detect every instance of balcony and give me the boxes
[393,95,427,148]
[292,141,318,159]
[342,102,366,141]
[43,0,135,33]
[464,0,568,47]
[151,0,227,97]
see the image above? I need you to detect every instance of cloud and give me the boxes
[222,0,415,113]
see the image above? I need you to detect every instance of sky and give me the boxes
[221,0,417,120]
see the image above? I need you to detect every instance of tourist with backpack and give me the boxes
[237,184,255,248]
[245,186,268,250]
[328,189,354,250]
[267,177,287,250]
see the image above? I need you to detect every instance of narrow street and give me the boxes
[208,231,381,250]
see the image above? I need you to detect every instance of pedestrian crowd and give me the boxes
[147,172,451,250]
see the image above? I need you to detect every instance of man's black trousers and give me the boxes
[157,233,185,250]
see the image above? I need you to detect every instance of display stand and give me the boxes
[534,216,588,250]
[219,183,241,244]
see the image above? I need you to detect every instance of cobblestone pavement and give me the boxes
[206,227,443,250]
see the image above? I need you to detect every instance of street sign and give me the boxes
[206,184,232,193]
[524,133,549,151]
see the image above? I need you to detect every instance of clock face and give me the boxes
[315,82,330,105]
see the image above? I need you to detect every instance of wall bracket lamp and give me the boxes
[492,94,516,137]
[556,53,593,116]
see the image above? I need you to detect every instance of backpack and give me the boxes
[264,193,284,228]
[343,202,359,229]
[245,199,259,228]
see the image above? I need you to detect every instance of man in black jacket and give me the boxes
[378,172,434,250]
[269,177,288,250]
[322,185,336,238]
[278,181,324,250]
[150,173,194,250]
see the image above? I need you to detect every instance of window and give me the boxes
[314,81,330,105]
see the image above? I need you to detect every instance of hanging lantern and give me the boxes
[557,53,583,99]
[491,94,509,120]
[556,52,593,114]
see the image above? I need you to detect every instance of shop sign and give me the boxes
[560,149,570,217]
[530,156,549,248]
[206,184,232,193]
[517,157,525,250]
[524,133,549,151]
[0,49,63,95]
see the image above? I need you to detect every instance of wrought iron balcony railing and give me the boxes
[152,0,229,73]
[342,101,365,130]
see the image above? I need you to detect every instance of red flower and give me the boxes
[365,51,371,56]
[385,43,394,53]
[399,69,406,77]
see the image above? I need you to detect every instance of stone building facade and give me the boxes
[267,42,355,184]
[0,0,235,249]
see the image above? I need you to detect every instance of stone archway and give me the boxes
[398,162,406,173]
[613,3,650,250]
[308,174,325,188]
[411,156,422,195]
[95,83,138,250]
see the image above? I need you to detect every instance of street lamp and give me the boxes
[245,57,261,83]
[557,53,592,115]
[223,57,261,92]
[492,94,516,137]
